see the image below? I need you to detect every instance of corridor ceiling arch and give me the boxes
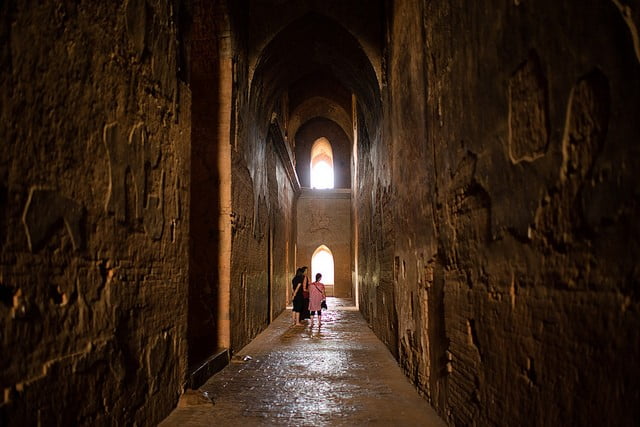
[249,12,382,141]
[288,96,353,144]
[247,1,384,86]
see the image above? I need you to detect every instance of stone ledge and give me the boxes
[188,348,230,390]
[299,188,352,199]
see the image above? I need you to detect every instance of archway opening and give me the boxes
[311,245,335,285]
[310,137,334,189]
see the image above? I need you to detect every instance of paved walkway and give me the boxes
[160,298,447,426]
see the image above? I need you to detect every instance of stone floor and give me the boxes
[160,298,447,426]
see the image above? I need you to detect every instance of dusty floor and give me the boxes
[160,298,447,426]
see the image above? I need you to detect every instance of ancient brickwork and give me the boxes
[385,0,444,406]
[371,0,640,425]
[230,156,269,351]
[271,150,295,317]
[230,136,295,352]
[355,125,377,324]
[355,111,398,353]
[230,112,295,354]
[0,1,189,425]
[227,17,297,351]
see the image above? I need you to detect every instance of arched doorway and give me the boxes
[311,245,335,293]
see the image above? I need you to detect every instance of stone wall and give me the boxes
[229,132,296,352]
[231,20,296,354]
[297,189,352,298]
[357,0,640,425]
[0,1,189,425]
[355,103,396,353]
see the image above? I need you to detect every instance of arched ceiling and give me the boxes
[288,96,352,143]
[249,12,382,140]
[248,0,383,89]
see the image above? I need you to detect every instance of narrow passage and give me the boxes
[161,298,447,426]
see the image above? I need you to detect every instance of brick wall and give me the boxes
[0,1,189,424]
[362,0,640,425]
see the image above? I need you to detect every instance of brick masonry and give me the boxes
[354,1,640,425]
[1,1,189,424]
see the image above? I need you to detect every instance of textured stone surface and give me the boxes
[355,0,640,425]
[0,1,188,425]
[508,50,550,164]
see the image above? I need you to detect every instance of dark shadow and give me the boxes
[186,1,222,383]
[249,12,382,145]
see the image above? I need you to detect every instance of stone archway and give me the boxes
[311,244,335,295]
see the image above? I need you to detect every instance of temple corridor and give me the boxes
[1,1,639,426]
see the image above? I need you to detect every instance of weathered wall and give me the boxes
[230,153,269,350]
[355,101,396,353]
[359,0,640,425]
[268,136,296,320]
[0,1,189,425]
[297,189,351,298]
[230,5,296,352]
[229,132,296,353]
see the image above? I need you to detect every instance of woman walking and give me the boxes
[291,267,308,326]
[308,273,326,327]
[300,266,311,321]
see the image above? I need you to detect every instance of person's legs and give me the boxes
[309,311,322,326]
[303,298,310,320]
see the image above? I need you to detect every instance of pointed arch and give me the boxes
[311,245,335,285]
[249,13,382,142]
[310,137,335,189]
